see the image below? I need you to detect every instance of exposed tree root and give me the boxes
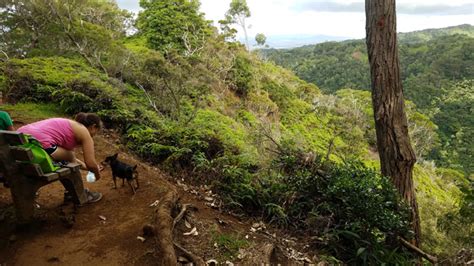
[174,241,205,266]
[262,243,276,264]
[172,203,192,231]
[143,188,203,265]
[142,188,178,265]
[172,203,203,265]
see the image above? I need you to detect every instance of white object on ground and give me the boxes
[184,219,192,229]
[149,200,160,207]
[183,227,198,236]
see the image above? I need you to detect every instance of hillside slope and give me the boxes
[0,1,471,263]
[263,25,474,175]
[0,106,313,265]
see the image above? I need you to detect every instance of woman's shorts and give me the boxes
[44,145,58,155]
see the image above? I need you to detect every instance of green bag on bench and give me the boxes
[19,137,59,174]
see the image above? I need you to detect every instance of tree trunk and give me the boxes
[365,0,421,247]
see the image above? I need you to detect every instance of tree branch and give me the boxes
[399,237,437,264]
[136,82,162,115]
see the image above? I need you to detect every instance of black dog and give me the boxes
[103,153,139,194]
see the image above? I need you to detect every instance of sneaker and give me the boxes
[84,188,103,204]
[53,161,69,168]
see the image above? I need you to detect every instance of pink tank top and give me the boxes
[18,118,78,150]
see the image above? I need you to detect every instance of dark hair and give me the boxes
[74,112,102,129]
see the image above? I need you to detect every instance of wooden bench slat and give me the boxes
[0,130,27,145]
[19,163,62,181]
[10,147,34,161]
[56,168,71,177]
[65,163,81,172]
[42,172,59,182]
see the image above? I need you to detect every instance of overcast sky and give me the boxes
[117,0,474,39]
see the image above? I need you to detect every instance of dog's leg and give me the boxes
[122,178,125,187]
[128,179,136,195]
[113,175,117,189]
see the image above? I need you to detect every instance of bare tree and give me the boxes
[181,24,206,57]
[365,0,421,247]
[223,0,251,50]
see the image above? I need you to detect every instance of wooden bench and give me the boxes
[0,130,87,224]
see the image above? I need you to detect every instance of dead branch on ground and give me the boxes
[399,237,437,264]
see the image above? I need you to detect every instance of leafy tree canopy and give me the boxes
[0,0,131,57]
[255,33,266,46]
[137,0,213,54]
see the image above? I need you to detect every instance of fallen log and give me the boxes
[399,237,438,264]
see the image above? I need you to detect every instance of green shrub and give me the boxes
[0,57,140,129]
[186,140,414,263]
[261,78,295,108]
[414,163,472,255]
[125,108,257,168]
[229,53,254,97]
[280,99,335,157]
[1,103,63,121]
[267,146,413,264]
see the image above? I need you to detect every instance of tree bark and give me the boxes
[365,0,421,247]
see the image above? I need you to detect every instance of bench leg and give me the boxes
[60,171,87,205]
[9,177,39,224]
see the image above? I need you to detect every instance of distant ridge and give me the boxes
[262,24,473,93]
[398,24,474,44]
[248,34,350,49]
[258,24,474,49]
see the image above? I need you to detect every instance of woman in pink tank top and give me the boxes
[18,113,103,181]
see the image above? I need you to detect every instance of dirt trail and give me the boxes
[1,133,173,265]
[0,116,309,265]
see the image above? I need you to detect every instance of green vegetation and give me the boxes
[430,80,473,174]
[269,153,414,263]
[137,0,212,53]
[264,25,474,176]
[415,163,472,255]
[398,24,474,43]
[2,103,62,122]
[211,230,249,260]
[0,0,471,263]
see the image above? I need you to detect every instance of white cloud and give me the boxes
[199,0,473,39]
[115,0,141,14]
[116,0,474,40]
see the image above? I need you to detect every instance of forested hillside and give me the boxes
[0,1,472,264]
[263,25,474,175]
